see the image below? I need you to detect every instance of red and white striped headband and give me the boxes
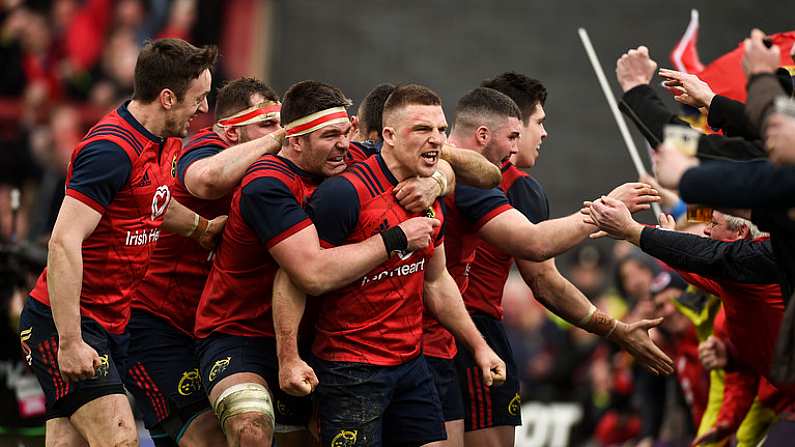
[284,106,350,137]
[216,101,281,128]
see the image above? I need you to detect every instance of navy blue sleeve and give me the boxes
[679,159,795,209]
[453,184,510,228]
[67,141,132,208]
[177,146,222,185]
[305,176,360,246]
[507,176,549,224]
[239,177,311,247]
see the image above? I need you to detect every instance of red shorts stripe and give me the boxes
[50,338,70,398]
[130,364,168,422]
[466,367,478,430]
[136,364,169,421]
[38,341,60,399]
[132,365,167,422]
[140,365,169,422]
[44,337,67,399]
[476,368,486,429]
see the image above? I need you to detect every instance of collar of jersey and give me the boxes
[375,154,399,187]
[276,154,325,184]
[117,100,164,144]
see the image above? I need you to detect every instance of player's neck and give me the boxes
[127,100,168,138]
[278,146,313,173]
[379,145,412,182]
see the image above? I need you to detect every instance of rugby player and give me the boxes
[19,38,223,447]
[295,84,507,447]
[125,77,284,447]
[193,80,440,447]
[435,74,673,447]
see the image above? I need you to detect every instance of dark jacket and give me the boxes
[620,85,766,161]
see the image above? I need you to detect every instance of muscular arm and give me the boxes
[273,269,305,361]
[47,197,102,345]
[441,144,501,189]
[422,244,489,354]
[516,258,595,325]
[269,226,389,296]
[266,176,437,296]
[183,129,285,200]
[480,209,591,262]
[272,269,318,395]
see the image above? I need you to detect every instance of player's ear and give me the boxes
[224,126,240,143]
[476,126,489,146]
[382,126,396,146]
[159,89,177,110]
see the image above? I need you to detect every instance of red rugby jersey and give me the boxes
[463,162,549,320]
[194,155,320,339]
[132,128,231,336]
[308,154,445,366]
[421,182,511,359]
[674,254,784,382]
[29,103,179,334]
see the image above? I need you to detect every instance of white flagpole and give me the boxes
[578,27,664,221]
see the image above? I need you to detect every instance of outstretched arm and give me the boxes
[517,258,674,375]
[480,181,659,262]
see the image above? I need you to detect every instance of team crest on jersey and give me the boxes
[151,185,171,220]
[508,393,521,416]
[331,430,358,447]
[178,368,202,396]
[208,357,231,382]
[19,327,32,366]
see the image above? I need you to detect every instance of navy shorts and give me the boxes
[454,314,521,431]
[196,332,311,429]
[313,355,446,447]
[425,355,465,422]
[124,310,211,442]
[19,297,128,420]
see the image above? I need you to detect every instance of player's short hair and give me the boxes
[280,80,350,126]
[133,38,218,103]
[357,83,395,140]
[214,78,279,120]
[481,72,547,124]
[453,87,521,131]
[382,84,442,127]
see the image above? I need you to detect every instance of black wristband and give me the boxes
[380,226,408,256]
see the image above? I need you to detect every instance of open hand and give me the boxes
[616,46,658,92]
[607,182,660,213]
[611,318,675,375]
[658,69,716,110]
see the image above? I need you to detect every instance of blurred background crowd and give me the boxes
[0,1,791,446]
